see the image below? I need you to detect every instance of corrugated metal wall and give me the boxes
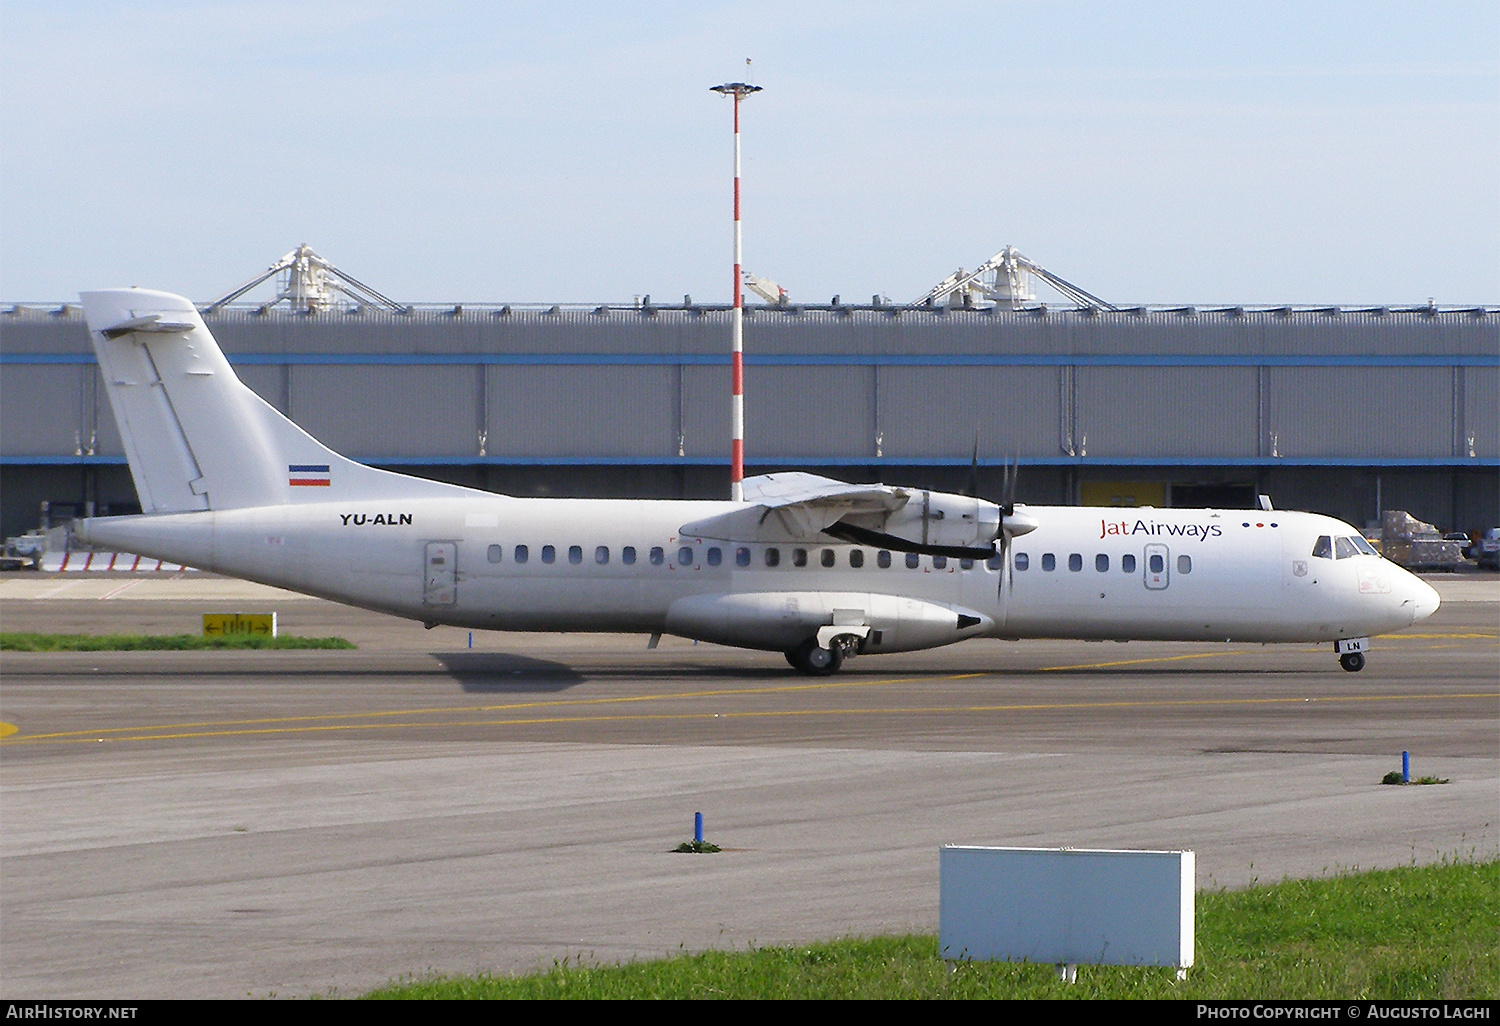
[3,305,1496,465]
[1264,367,1455,458]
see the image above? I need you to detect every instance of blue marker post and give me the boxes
[1402,751,1410,783]
[468,632,473,649]
[695,812,704,845]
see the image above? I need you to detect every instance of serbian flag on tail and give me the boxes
[289,464,331,487]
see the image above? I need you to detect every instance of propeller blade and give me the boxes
[967,432,980,499]
[1000,455,1019,515]
[821,521,995,560]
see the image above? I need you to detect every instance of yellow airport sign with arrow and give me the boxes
[202,613,277,638]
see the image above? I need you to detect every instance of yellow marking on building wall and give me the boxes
[1081,481,1167,508]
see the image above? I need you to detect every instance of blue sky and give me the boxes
[2,1,1497,305]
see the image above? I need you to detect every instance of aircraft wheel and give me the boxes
[1339,652,1365,673]
[790,638,843,676]
[784,650,800,669]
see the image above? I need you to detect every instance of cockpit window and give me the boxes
[1334,536,1358,559]
[1311,535,1333,559]
[1352,535,1378,556]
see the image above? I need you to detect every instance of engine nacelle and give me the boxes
[842,489,1002,553]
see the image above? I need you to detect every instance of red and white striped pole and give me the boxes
[711,80,761,501]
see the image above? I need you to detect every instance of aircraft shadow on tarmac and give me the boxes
[431,652,1328,690]
[431,652,587,693]
[429,653,804,690]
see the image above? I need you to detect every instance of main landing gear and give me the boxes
[786,637,845,676]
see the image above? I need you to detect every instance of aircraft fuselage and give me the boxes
[78,497,1437,654]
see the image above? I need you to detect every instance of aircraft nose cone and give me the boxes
[1409,577,1441,624]
[1410,582,1434,621]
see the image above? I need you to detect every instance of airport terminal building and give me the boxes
[2,298,1497,543]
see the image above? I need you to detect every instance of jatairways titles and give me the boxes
[1100,518,1224,540]
[73,288,1440,676]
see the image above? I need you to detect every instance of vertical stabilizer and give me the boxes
[81,288,474,511]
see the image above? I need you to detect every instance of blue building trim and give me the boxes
[8,455,1496,468]
[5,352,1497,368]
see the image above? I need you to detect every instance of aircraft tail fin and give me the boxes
[81,288,472,512]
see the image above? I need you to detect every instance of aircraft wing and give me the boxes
[738,471,907,511]
[681,471,1035,558]
[681,472,911,542]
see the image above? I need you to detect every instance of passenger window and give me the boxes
[1015,552,1030,571]
[736,547,751,568]
[987,553,1003,570]
[764,547,780,567]
[1041,553,1056,572]
[649,546,664,565]
[595,545,609,564]
[515,544,529,564]
[1178,554,1192,574]
[1095,553,1109,572]
[678,546,694,566]
[1334,537,1357,560]
[568,545,583,564]
[1149,553,1164,573]
[821,549,836,568]
[933,555,948,569]
[850,550,864,568]
[622,546,637,565]
[793,548,808,567]
[487,544,503,564]
[541,545,556,564]
[878,550,892,568]
[1121,553,1136,573]
[1068,553,1083,572]
[906,552,920,569]
[707,547,722,566]
[1311,536,1333,559]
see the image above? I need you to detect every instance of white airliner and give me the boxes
[74,288,1439,675]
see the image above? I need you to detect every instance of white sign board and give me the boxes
[939,846,1194,968]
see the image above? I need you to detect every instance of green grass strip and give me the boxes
[366,859,1498,999]
[1,632,355,651]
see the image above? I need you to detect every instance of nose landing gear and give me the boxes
[1335,637,1368,672]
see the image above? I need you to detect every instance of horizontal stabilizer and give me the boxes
[98,313,197,339]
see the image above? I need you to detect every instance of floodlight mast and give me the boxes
[711,80,761,501]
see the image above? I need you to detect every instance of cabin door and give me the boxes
[423,541,458,606]
[1143,543,1170,590]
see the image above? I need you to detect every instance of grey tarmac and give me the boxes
[1,573,1495,999]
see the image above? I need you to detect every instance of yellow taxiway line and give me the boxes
[4,689,1495,746]
[4,637,1494,746]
